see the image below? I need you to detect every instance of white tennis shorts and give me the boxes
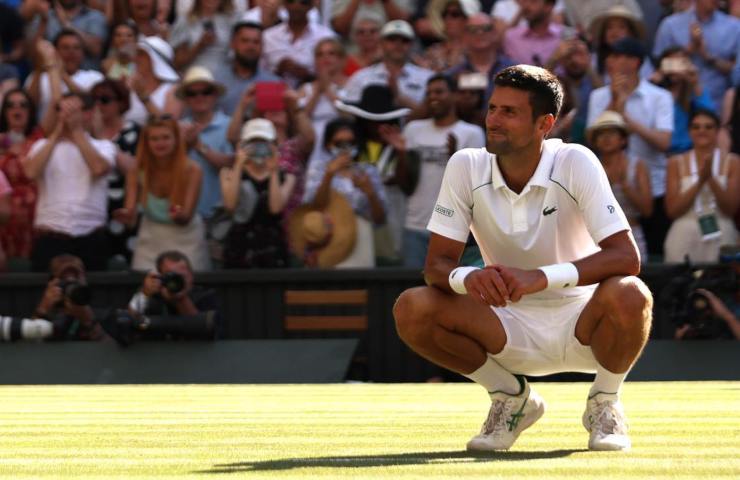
[489,294,598,376]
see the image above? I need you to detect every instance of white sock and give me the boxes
[589,364,628,398]
[464,356,522,396]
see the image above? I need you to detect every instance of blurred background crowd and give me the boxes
[0,0,738,278]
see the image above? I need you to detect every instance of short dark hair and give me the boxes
[690,107,720,127]
[493,65,563,119]
[322,117,359,150]
[427,73,456,92]
[156,250,193,273]
[91,78,131,114]
[53,28,83,47]
[232,20,263,38]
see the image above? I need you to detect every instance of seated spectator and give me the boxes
[22,93,115,272]
[32,254,106,341]
[218,119,295,269]
[589,5,653,83]
[171,0,235,74]
[664,108,739,263]
[25,33,104,122]
[0,88,44,267]
[213,21,281,117]
[26,0,108,69]
[331,0,412,39]
[89,78,139,266]
[115,115,211,272]
[653,0,740,110]
[127,250,220,338]
[126,36,182,125]
[101,20,137,81]
[587,110,652,262]
[652,47,716,155]
[418,0,480,72]
[302,117,388,268]
[344,17,383,76]
[176,67,233,225]
[261,0,336,87]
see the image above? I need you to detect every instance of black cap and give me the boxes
[607,37,646,60]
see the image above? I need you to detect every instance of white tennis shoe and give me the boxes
[582,392,631,451]
[466,380,546,451]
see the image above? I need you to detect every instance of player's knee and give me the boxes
[393,287,432,346]
[604,276,653,332]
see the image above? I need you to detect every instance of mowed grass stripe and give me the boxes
[0,382,737,479]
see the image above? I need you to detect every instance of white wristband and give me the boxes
[538,263,579,289]
[448,266,480,294]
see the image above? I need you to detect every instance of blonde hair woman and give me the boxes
[116,116,211,271]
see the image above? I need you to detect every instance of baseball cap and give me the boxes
[380,20,415,40]
[240,118,277,143]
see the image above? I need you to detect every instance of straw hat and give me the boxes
[335,85,410,122]
[288,191,357,268]
[586,110,629,145]
[175,66,225,99]
[589,5,646,45]
[426,0,481,38]
[137,36,179,82]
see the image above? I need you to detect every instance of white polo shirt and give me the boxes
[427,139,631,301]
[341,62,434,105]
[262,21,336,87]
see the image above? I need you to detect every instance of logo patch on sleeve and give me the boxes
[434,204,454,217]
[607,205,615,214]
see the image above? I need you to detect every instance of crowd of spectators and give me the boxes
[0,0,738,275]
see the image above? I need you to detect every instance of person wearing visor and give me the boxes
[218,118,295,268]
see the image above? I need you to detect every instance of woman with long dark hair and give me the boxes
[0,88,44,265]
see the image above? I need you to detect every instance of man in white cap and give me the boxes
[177,66,234,223]
[342,19,434,111]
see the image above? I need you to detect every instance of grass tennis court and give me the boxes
[0,382,738,478]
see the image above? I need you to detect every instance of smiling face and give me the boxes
[183,81,218,115]
[425,78,454,120]
[688,112,719,149]
[3,91,31,132]
[147,125,177,158]
[485,86,544,156]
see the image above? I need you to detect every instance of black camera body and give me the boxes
[101,309,216,346]
[58,280,92,306]
[160,272,185,295]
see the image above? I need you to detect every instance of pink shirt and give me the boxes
[503,23,563,67]
[0,170,11,197]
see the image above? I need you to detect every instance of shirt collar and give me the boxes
[523,23,560,38]
[490,139,559,193]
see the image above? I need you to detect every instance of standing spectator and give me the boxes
[331,0,413,38]
[653,47,716,155]
[171,0,235,74]
[588,5,653,82]
[653,0,740,109]
[344,17,383,76]
[446,12,514,113]
[213,21,281,117]
[101,21,138,82]
[342,20,434,111]
[392,74,485,268]
[418,0,480,72]
[126,36,182,125]
[502,0,567,67]
[0,170,10,270]
[218,118,295,268]
[89,79,139,266]
[22,93,115,272]
[110,0,169,38]
[27,0,108,69]
[240,0,320,27]
[25,33,104,122]
[115,116,210,272]
[298,38,348,177]
[302,117,389,268]
[587,37,674,259]
[587,110,652,261]
[0,89,43,268]
[261,0,336,88]
[176,67,233,223]
[664,108,739,263]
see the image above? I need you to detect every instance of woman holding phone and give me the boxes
[171,0,235,73]
[115,116,210,271]
[218,118,295,269]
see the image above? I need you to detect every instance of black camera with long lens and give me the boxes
[101,309,217,346]
[160,272,185,295]
[58,280,92,306]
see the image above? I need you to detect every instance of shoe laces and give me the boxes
[481,397,520,436]
[591,399,628,436]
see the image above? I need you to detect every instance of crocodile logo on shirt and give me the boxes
[542,206,558,216]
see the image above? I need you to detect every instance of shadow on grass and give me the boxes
[195,449,587,474]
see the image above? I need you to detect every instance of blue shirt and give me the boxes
[653,8,740,109]
[669,90,716,155]
[213,63,281,116]
[185,111,233,218]
[40,6,107,69]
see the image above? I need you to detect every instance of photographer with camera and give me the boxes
[675,287,740,340]
[32,254,105,341]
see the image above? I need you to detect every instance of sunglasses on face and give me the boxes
[185,87,215,98]
[442,10,465,19]
[94,95,115,105]
[466,24,493,34]
[5,100,29,109]
[384,35,411,44]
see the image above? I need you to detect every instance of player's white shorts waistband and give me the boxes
[489,294,598,376]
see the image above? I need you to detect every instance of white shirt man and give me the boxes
[261,20,335,87]
[342,62,433,105]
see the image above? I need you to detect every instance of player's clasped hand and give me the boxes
[464,266,548,305]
